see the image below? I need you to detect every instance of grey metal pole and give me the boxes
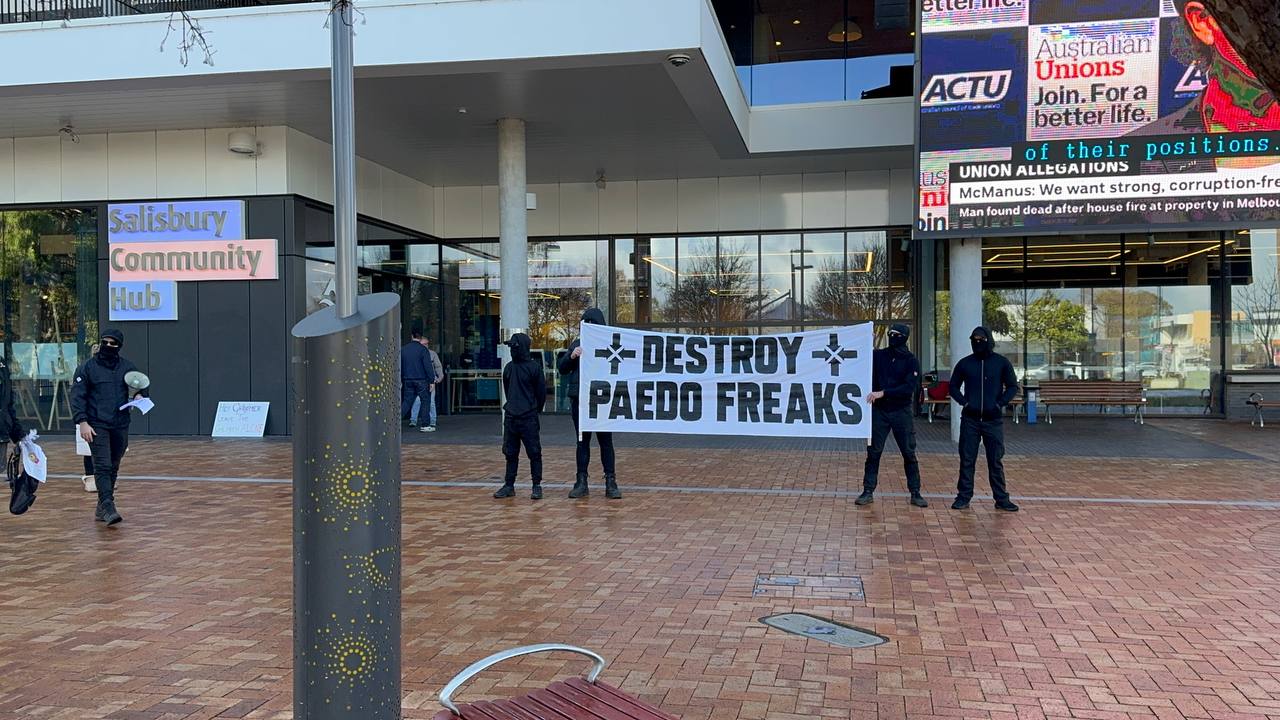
[292,4,401,719]
[497,118,528,431]
[332,0,358,320]
[949,237,982,444]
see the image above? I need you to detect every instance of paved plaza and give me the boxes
[2,418,1280,719]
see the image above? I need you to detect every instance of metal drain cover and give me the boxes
[759,613,887,649]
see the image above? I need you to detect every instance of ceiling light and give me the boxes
[792,19,800,25]
[775,40,782,46]
[457,107,468,114]
[828,18,863,43]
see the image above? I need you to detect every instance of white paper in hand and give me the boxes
[75,431,91,456]
[119,397,155,415]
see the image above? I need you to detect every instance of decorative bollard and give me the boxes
[292,293,402,719]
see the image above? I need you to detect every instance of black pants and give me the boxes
[83,456,93,475]
[401,380,431,425]
[569,398,615,476]
[90,426,129,506]
[862,406,921,494]
[956,416,1010,503]
[502,413,542,486]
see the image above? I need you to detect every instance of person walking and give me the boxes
[494,333,546,500]
[71,329,148,526]
[0,354,26,473]
[949,326,1020,512]
[558,307,620,500]
[400,328,434,432]
[855,324,925,508]
[419,336,444,432]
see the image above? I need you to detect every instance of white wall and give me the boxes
[0,127,289,204]
[433,170,913,239]
[0,125,439,236]
[0,124,909,238]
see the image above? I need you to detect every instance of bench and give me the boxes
[921,381,1024,424]
[1038,380,1146,424]
[434,644,677,720]
[1247,393,1280,428]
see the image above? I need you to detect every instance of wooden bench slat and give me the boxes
[527,685,642,720]
[557,679,678,720]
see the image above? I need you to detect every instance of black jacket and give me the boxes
[557,308,606,399]
[503,334,546,418]
[0,360,23,443]
[400,341,431,381]
[949,352,1019,422]
[871,346,920,413]
[71,355,147,430]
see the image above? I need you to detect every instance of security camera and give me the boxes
[666,53,692,67]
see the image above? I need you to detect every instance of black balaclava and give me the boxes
[505,333,532,363]
[99,328,124,368]
[581,307,605,325]
[888,323,910,352]
[970,326,993,359]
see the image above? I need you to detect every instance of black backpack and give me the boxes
[7,446,36,515]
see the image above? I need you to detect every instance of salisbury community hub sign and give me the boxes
[107,200,278,320]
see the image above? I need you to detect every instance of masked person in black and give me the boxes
[71,329,147,526]
[558,307,621,500]
[495,333,547,500]
[856,324,925,508]
[949,326,1019,512]
[0,355,26,471]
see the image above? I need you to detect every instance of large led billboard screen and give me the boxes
[915,0,1280,238]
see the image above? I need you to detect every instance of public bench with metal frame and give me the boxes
[434,644,678,720]
[921,381,1024,424]
[1038,380,1146,424]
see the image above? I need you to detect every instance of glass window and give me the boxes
[1,208,98,432]
[614,238,636,324]
[528,239,604,351]
[712,0,916,105]
[634,237,676,325]
[802,232,844,322]
[1230,229,1280,370]
[716,235,760,328]
[1126,232,1221,414]
[760,233,803,325]
[671,236,719,332]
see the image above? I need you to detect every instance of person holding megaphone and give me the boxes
[71,329,150,526]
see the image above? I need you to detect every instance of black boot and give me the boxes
[568,473,589,499]
[94,499,107,522]
[910,494,929,508]
[96,483,122,525]
[493,484,515,499]
[855,491,874,506]
[531,484,543,501]
[604,474,621,500]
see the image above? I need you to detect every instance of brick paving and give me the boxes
[1,421,1279,719]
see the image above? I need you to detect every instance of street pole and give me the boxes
[332,0,357,320]
[293,4,401,718]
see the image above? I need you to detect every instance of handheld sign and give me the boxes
[211,401,270,438]
[579,324,873,439]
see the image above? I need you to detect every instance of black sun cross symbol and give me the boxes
[594,332,636,374]
[812,332,858,377]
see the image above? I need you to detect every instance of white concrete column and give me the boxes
[498,118,529,338]
[949,237,983,443]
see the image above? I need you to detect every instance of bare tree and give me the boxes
[1237,273,1280,368]
[660,239,765,333]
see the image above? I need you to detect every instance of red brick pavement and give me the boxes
[0,426,1279,719]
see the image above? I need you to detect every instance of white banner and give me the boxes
[578,324,873,439]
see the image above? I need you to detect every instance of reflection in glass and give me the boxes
[635,238,676,324]
[716,235,760,327]
[670,236,720,332]
[760,234,803,324]
[527,240,602,351]
[1230,229,1280,370]
[803,233,844,322]
[0,208,98,431]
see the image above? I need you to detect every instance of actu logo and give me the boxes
[921,71,1012,107]
[1175,64,1208,94]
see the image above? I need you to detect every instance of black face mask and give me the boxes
[99,344,120,359]
[888,333,907,349]
[970,338,991,357]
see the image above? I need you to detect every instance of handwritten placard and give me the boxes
[211,401,270,438]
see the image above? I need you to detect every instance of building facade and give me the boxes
[0,0,1275,434]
